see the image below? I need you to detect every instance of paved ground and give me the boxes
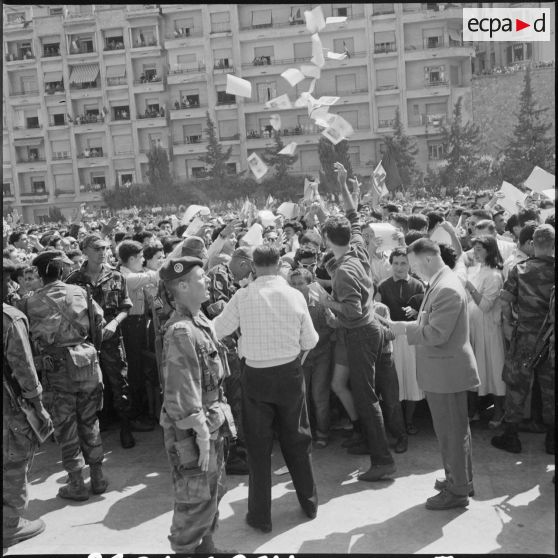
[4,412,555,556]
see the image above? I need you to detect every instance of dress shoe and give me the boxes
[394,436,408,454]
[358,463,396,482]
[434,478,474,497]
[58,470,89,501]
[120,422,136,449]
[226,454,249,475]
[245,513,272,533]
[425,489,469,510]
[341,433,365,448]
[90,464,108,495]
[347,442,369,455]
[3,517,46,547]
[300,501,317,519]
[129,418,155,432]
[491,432,522,453]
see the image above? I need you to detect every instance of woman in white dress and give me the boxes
[465,235,506,426]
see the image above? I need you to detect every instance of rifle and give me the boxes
[85,285,101,353]
[526,311,553,370]
[2,369,54,444]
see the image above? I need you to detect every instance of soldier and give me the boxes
[24,251,108,501]
[492,225,555,455]
[3,264,53,547]
[66,234,151,449]
[159,256,235,554]
[203,246,255,476]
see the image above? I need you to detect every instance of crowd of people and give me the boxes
[2,166,555,552]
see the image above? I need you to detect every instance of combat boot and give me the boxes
[119,417,136,449]
[194,534,235,553]
[545,427,555,455]
[3,517,46,547]
[90,464,109,494]
[58,470,89,501]
[491,422,522,453]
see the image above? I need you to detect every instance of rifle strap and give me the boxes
[35,290,88,339]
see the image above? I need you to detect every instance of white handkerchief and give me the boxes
[247,152,269,180]
[305,6,326,34]
[316,96,340,106]
[326,16,347,24]
[278,142,297,156]
[226,74,252,98]
[327,51,347,60]
[496,181,528,214]
[300,65,321,79]
[281,68,306,87]
[311,34,325,68]
[265,94,292,110]
[269,114,281,131]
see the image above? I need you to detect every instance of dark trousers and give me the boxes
[376,353,406,439]
[343,324,394,466]
[121,315,148,418]
[241,360,317,526]
[99,334,131,419]
[425,390,473,496]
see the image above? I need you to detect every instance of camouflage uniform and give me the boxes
[24,280,105,473]
[203,263,243,441]
[66,263,133,419]
[160,307,234,553]
[500,256,555,427]
[3,304,42,524]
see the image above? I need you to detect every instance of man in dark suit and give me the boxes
[379,239,480,510]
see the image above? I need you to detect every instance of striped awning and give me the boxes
[44,71,63,82]
[106,65,126,78]
[69,63,99,84]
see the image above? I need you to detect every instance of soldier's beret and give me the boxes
[160,256,203,282]
[32,250,73,270]
[180,236,206,259]
[81,233,110,250]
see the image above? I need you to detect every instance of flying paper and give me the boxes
[309,106,331,125]
[269,114,281,131]
[326,16,347,24]
[226,74,252,98]
[368,223,401,251]
[281,68,306,87]
[182,205,210,224]
[496,181,528,214]
[247,152,269,180]
[183,216,204,237]
[265,94,292,110]
[277,202,298,219]
[321,114,354,145]
[278,142,297,156]
[300,64,321,79]
[304,6,326,34]
[311,34,325,68]
[316,96,340,106]
[524,166,555,193]
[242,223,264,246]
[307,78,317,95]
[258,210,276,227]
[327,51,347,60]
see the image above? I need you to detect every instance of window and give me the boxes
[32,180,46,194]
[43,42,60,57]
[210,11,230,32]
[348,146,361,166]
[219,120,238,140]
[425,65,446,85]
[450,65,460,85]
[91,175,106,190]
[84,105,99,117]
[293,42,312,60]
[338,110,358,129]
[148,133,162,147]
[177,53,197,67]
[27,116,39,129]
[412,104,419,116]
[423,28,443,49]
[335,74,356,95]
[513,43,524,62]
[376,68,397,90]
[27,147,40,161]
[49,6,64,15]
[177,90,200,108]
[334,6,349,17]
[113,134,133,154]
[250,10,272,28]
[53,113,65,126]
[7,11,26,23]
[213,49,231,69]
[333,38,354,55]
[105,34,124,49]
[145,98,160,113]
[52,140,70,158]
[113,106,130,120]
[183,123,203,143]
[257,82,276,103]
[3,183,12,196]
[254,46,274,65]
[217,91,235,105]
[226,162,236,175]
[54,174,74,193]
[192,166,206,178]
[119,173,134,186]
[174,18,194,37]
[428,142,444,160]
[373,4,394,15]
[374,31,396,53]
[378,106,397,128]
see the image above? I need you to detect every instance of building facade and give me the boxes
[3,3,478,222]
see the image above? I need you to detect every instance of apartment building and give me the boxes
[3,3,477,222]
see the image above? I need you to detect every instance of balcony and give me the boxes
[172,140,206,155]
[5,52,35,64]
[374,43,397,55]
[406,81,450,98]
[67,46,98,58]
[375,84,399,94]
[372,5,395,17]
[106,76,128,87]
[138,146,169,162]
[213,62,235,74]
[103,43,125,53]
[42,47,61,58]
[77,148,104,158]
[9,89,40,99]
[167,65,206,85]
[164,30,204,49]
[219,134,240,142]
[12,125,44,139]
[20,191,49,203]
[402,4,464,23]
[77,151,108,167]
[404,40,475,60]
[3,15,32,33]
[130,42,161,55]
[378,119,396,129]
[161,4,201,14]
[51,151,72,160]
[16,155,46,163]
[210,22,232,34]
[132,77,165,93]
[169,105,205,120]
[64,9,95,24]
[71,116,106,131]
[45,85,65,95]
[407,113,447,134]
[136,114,167,128]
[126,5,161,17]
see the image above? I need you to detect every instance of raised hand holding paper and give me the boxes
[278,142,297,156]
[226,74,252,98]
[281,68,306,87]
[265,94,292,110]
[247,152,269,180]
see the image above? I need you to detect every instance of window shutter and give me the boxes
[113,135,133,154]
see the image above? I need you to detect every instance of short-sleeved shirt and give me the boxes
[66,262,132,321]
[378,275,426,322]
[500,255,555,333]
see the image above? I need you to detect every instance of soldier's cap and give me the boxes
[81,233,110,250]
[180,236,206,259]
[160,256,204,282]
[32,250,73,269]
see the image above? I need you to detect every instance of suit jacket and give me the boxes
[406,266,480,394]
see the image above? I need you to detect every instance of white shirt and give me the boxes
[120,266,159,315]
[213,274,319,368]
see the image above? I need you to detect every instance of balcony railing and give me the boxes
[139,147,168,153]
[210,22,231,33]
[374,43,396,54]
[5,52,35,62]
[376,84,398,91]
[137,113,166,119]
[219,134,240,141]
[52,152,71,159]
[378,119,396,128]
[213,63,234,72]
[104,43,125,51]
[425,80,449,87]
[10,89,39,96]
[168,64,206,75]
[112,113,130,121]
[165,29,203,39]
[131,39,160,49]
[170,100,201,110]
[405,40,474,51]
[17,156,46,163]
[69,82,101,91]
[173,136,203,145]
[78,183,106,192]
[45,85,65,94]
[133,77,163,85]
[3,191,14,198]
[409,114,447,127]
[72,115,105,124]
[107,77,128,86]
[241,51,367,70]
[77,150,104,158]
[68,46,97,55]
[21,191,48,197]
[216,98,236,106]
[65,10,94,19]
[42,48,61,58]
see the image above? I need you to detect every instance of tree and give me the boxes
[438,96,485,194]
[502,66,554,183]
[261,131,298,180]
[318,137,353,194]
[383,107,421,192]
[146,144,172,189]
[198,111,232,185]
